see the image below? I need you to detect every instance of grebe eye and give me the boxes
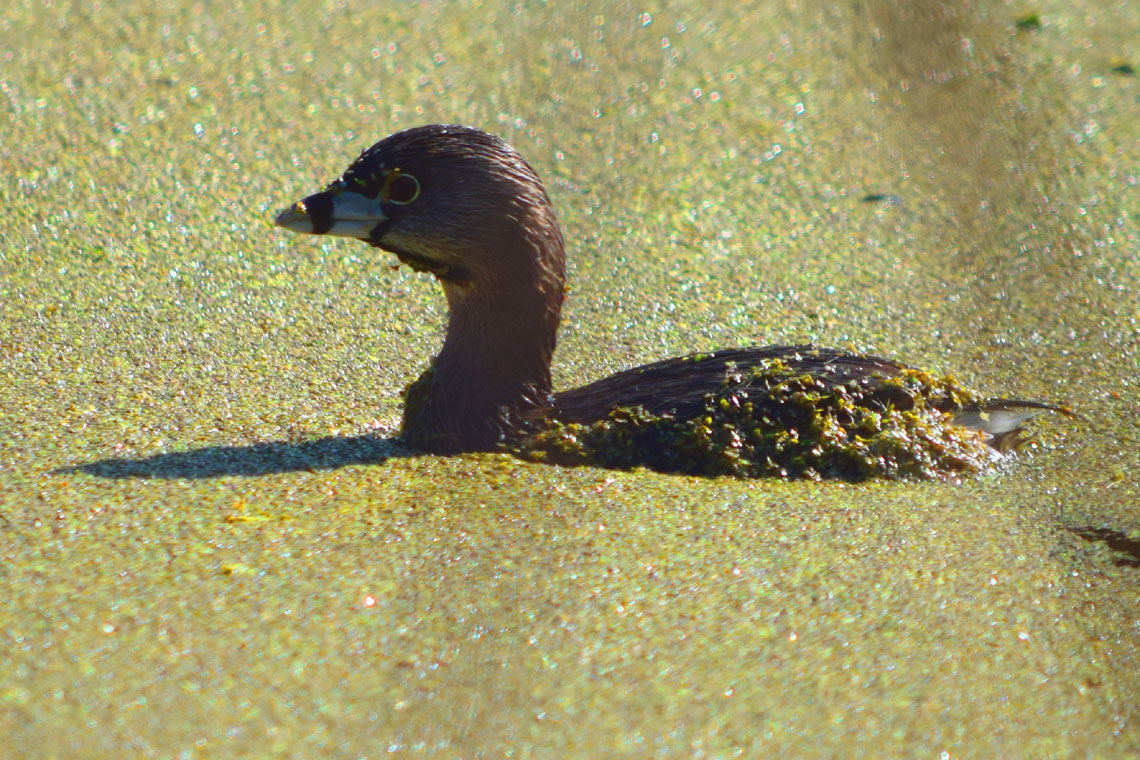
[387,173,420,204]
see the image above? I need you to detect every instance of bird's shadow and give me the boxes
[57,434,410,480]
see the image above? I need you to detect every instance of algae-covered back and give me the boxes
[524,360,1001,480]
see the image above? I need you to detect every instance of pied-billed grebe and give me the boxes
[275,124,1068,479]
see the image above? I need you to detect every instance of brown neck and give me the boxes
[400,235,566,453]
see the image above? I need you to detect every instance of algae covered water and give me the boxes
[1,1,1137,756]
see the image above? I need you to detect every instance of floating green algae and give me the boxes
[520,360,997,480]
[1014,12,1043,31]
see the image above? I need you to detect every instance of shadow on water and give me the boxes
[57,434,410,480]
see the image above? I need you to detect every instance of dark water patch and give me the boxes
[860,193,903,205]
[1074,527,1140,568]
